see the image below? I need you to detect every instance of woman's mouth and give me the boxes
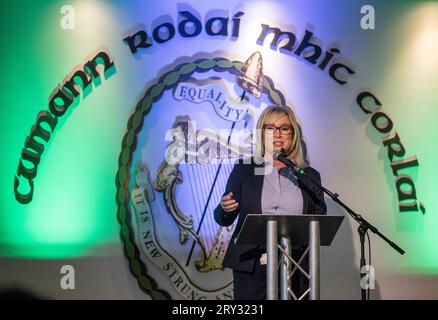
[273,141,283,147]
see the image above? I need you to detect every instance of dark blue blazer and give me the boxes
[214,159,327,273]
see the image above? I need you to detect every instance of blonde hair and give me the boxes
[254,105,307,168]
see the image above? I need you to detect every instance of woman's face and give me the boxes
[263,114,293,154]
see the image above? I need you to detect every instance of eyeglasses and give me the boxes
[263,124,293,135]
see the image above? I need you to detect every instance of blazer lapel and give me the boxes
[298,171,313,214]
[252,168,264,214]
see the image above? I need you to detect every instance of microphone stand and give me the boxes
[280,157,405,300]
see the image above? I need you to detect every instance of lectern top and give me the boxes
[235,214,344,246]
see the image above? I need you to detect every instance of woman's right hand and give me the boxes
[220,192,239,213]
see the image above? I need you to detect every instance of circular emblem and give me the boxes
[116,56,289,299]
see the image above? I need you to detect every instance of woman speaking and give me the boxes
[214,105,327,300]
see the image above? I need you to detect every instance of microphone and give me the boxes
[273,148,296,169]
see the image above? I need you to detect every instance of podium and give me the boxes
[235,214,344,300]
